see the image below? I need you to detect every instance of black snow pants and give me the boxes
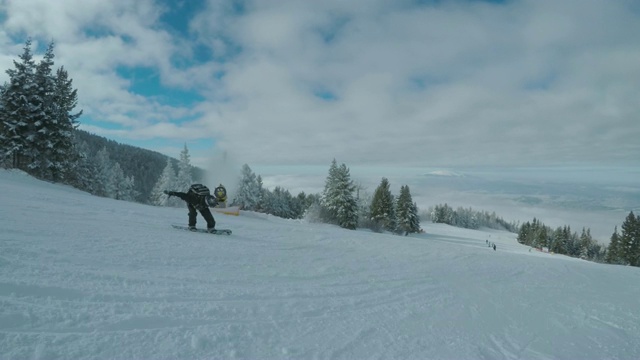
[187,203,216,229]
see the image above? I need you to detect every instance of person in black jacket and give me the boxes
[164,184,226,232]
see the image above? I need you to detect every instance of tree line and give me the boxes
[516,212,640,267]
[231,160,421,236]
[605,212,640,266]
[426,203,519,232]
[229,163,318,219]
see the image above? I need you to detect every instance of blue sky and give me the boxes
[1,0,639,169]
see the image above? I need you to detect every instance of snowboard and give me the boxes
[171,224,232,235]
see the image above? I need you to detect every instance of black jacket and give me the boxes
[167,191,209,210]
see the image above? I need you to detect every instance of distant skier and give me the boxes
[164,184,227,233]
[493,243,496,251]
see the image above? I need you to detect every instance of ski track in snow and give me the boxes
[0,169,639,360]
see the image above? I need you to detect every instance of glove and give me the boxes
[164,190,172,197]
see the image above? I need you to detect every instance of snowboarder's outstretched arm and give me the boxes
[164,189,216,209]
[164,190,189,201]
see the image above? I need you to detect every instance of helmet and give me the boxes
[214,184,227,202]
[205,195,218,207]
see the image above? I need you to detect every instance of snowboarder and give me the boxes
[164,184,227,233]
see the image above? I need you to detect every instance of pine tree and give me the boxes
[150,158,178,206]
[255,175,266,212]
[536,225,549,249]
[619,212,635,265]
[410,202,420,233]
[262,186,296,219]
[321,160,358,229]
[94,146,113,197]
[370,177,396,233]
[233,164,262,210]
[333,163,358,229]
[50,66,82,180]
[110,163,127,200]
[356,185,373,229]
[175,144,193,191]
[567,227,582,257]
[551,226,568,254]
[66,138,98,194]
[619,211,639,266]
[121,175,138,201]
[397,185,420,235]
[0,39,38,170]
[29,42,57,179]
[431,204,454,225]
[291,191,309,219]
[579,228,592,260]
[634,213,640,267]
[106,162,137,202]
[517,221,530,244]
[605,227,621,264]
[320,159,340,224]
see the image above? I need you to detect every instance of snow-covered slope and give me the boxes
[1,169,639,360]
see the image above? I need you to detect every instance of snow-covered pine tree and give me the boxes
[150,158,179,206]
[606,227,621,264]
[517,221,530,244]
[66,139,98,194]
[431,204,454,225]
[633,213,640,266]
[262,186,295,219]
[269,186,293,219]
[619,211,639,266]
[291,191,310,219]
[396,185,420,235]
[0,39,38,171]
[321,160,358,229]
[121,175,138,202]
[535,226,549,250]
[175,144,193,191]
[554,226,571,255]
[355,184,373,229]
[255,174,266,212]
[232,164,262,210]
[369,177,396,233]
[320,159,340,224]
[94,146,113,197]
[110,163,127,200]
[579,228,592,260]
[50,66,82,181]
[334,163,358,229]
[409,202,420,233]
[108,162,137,202]
[30,42,57,179]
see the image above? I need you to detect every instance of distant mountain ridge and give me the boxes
[424,170,464,177]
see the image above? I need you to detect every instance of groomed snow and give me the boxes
[1,169,639,359]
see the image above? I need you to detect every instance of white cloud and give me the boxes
[1,0,638,167]
[189,0,640,167]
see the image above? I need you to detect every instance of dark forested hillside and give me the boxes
[74,130,205,203]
